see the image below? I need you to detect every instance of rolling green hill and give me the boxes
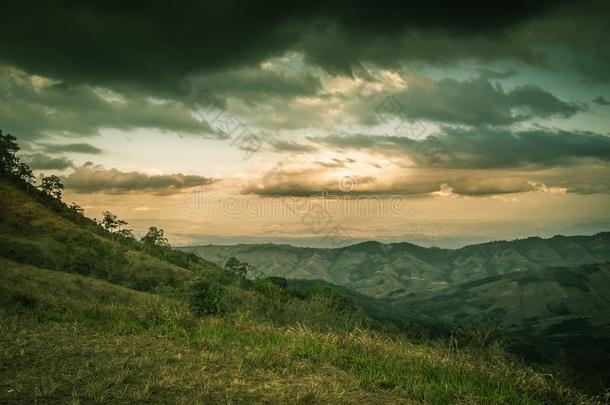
[181,236,610,299]
[395,263,610,335]
[394,263,610,374]
[181,239,610,337]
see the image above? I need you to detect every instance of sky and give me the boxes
[1,1,610,247]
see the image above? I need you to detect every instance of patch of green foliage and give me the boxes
[188,277,226,316]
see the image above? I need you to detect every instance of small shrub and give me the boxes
[188,277,226,316]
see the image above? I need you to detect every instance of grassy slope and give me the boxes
[0,178,215,290]
[0,258,593,404]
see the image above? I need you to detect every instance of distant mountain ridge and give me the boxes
[395,262,610,335]
[181,232,610,299]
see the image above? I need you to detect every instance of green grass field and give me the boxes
[0,258,599,404]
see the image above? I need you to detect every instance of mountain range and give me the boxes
[181,234,610,299]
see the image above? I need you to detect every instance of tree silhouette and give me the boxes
[0,129,19,176]
[16,162,34,185]
[141,227,169,248]
[40,175,64,199]
[116,228,135,239]
[0,129,36,188]
[68,202,85,216]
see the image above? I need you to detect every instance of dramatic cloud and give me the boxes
[63,163,217,195]
[244,166,378,197]
[1,1,581,93]
[184,62,323,103]
[245,155,610,197]
[21,153,74,170]
[238,127,610,198]
[356,76,583,127]
[40,143,102,154]
[210,68,583,136]
[315,128,610,169]
[532,163,610,195]
[0,66,215,142]
[1,1,609,246]
[244,165,539,197]
[593,96,610,106]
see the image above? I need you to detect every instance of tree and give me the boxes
[68,202,85,216]
[140,226,169,248]
[100,210,128,233]
[101,210,117,231]
[0,129,19,176]
[224,257,253,278]
[97,211,130,273]
[16,162,34,185]
[116,228,135,239]
[101,211,117,231]
[0,130,35,186]
[40,175,64,199]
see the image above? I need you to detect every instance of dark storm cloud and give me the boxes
[41,143,102,154]
[63,164,217,195]
[436,127,610,169]
[363,77,583,127]
[593,96,610,106]
[300,2,610,78]
[21,153,74,170]
[187,67,323,103]
[314,127,610,169]
[0,1,582,92]
[0,66,215,141]
[578,51,610,83]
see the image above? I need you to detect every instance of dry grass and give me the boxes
[0,316,415,404]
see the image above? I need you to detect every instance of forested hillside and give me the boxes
[184,235,610,299]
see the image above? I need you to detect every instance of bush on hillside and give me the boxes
[188,277,227,316]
